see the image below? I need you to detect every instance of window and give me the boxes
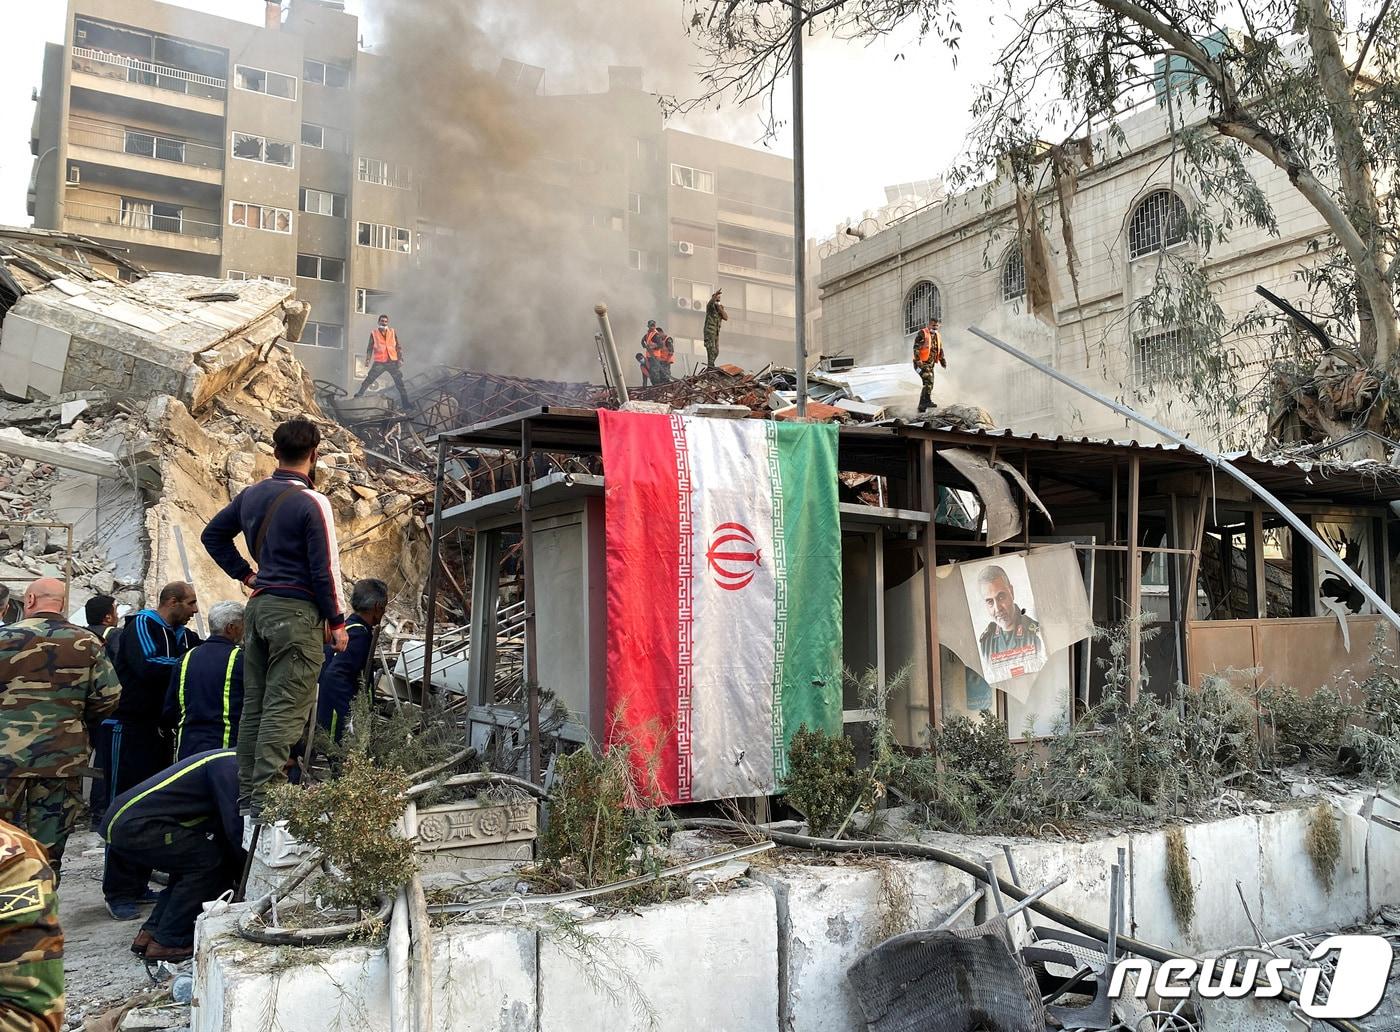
[904,281,942,335]
[301,322,344,349]
[1008,367,1052,413]
[231,132,294,168]
[628,192,643,215]
[299,188,345,217]
[635,138,657,163]
[119,198,181,232]
[234,64,296,100]
[229,201,292,234]
[1128,190,1188,261]
[303,59,349,88]
[1001,247,1026,303]
[671,163,715,193]
[356,221,412,252]
[301,123,323,148]
[355,287,393,314]
[296,253,344,282]
[672,278,712,305]
[227,270,247,281]
[772,287,796,319]
[227,271,291,285]
[357,157,411,189]
[1133,327,1185,384]
[628,249,647,271]
[124,130,185,163]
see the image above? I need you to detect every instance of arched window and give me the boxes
[1001,247,1026,303]
[904,281,942,335]
[1127,190,1188,261]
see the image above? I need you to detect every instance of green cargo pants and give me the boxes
[0,777,82,881]
[704,337,719,370]
[239,594,324,815]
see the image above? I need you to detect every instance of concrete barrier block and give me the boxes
[1130,814,1263,954]
[537,884,778,1032]
[1368,794,1400,910]
[1258,804,1368,938]
[192,903,537,1032]
[999,832,1130,943]
[755,859,977,1032]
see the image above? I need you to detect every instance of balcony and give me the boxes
[71,47,225,116]
[65,198,221,255]
[68,118,222,187]
[716,246,795,287]
[717,196,793,237]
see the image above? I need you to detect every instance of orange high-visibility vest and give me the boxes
[915,327,941,364]
[371,327,399,363]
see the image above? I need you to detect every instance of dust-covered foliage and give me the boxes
[1165,825,1195,930]
[539,747,666,889]
[265,753,416,910]
[1258,684,1355,767]
[1338,631,1400,781]
[785,724,866,837]
[1306,802,1341,893]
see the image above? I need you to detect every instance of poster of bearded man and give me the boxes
[964,555,1047,685]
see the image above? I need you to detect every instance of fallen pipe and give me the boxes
[594,303,631,406]
[666,819,1363,1032]
[967,324,1400,633]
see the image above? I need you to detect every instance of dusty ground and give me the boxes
[59,830,175,1029]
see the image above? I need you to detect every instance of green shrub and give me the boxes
[784,724,864,837]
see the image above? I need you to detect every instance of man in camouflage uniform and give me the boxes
[702,288,728,371]
[0,818,62,1032]
[0,578,121,882]
[911,316,947,414]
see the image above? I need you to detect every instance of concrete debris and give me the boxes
[0,224,146,325]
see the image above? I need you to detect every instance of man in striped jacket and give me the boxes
[201,418,349,820]
[163,601,245,761]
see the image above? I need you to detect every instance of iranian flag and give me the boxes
[599,410,843,804]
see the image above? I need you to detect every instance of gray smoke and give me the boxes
[358,0,767,381]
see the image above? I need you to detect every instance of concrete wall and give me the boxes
[194,797,1396,1032]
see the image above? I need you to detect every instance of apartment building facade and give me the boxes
[29,0,414,386]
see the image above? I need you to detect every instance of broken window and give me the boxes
[229,200,292,234]
[1127,189,1188,261]
[1001,246,1026,302]
[670,163,714,193]
[904,280,941,335]
[296,253,343,283]
[357,157,410,188]
[231,132,293,168]
[356,221,411,253]
[234,64,295,99]
[355,287,393,314]
[301,322,344,349]
[301,122,323,148]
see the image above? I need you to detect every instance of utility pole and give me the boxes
[791,3,809,417]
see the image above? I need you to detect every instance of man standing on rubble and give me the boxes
[103,581,200,920]
[200,418,349,821]
[912,316,946,414]
[163,601,245,760]
[703,288,728,370]
[353,313,411,409]
[0,577,121,883]
[0,817,63,1032]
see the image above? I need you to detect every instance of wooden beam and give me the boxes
[919,440,943,732]
[1250,508,1267,619]
[1127,455,1142,702]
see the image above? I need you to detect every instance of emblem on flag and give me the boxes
[706,522,762,590]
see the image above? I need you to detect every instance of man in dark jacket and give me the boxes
[102,582,199,919]
[164,601,245,760]
[84,593,121,830]
[84,594,120,655]
[316,579,386,745]
[102,749,244,964]
[201,418,349,820]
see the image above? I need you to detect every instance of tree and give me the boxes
[683,0,1400,452]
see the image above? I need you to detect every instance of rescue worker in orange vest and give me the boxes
[354,313,411,409]
[635,352,651,388]
[654,335,676,384]
[912,316,946,414]
[641,321,663,386]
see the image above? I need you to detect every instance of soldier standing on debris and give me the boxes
[912,316,946,414]
[200,418,349,822]
[0,817,63,1032]
[353,313,411,409]
[0,578,121,883]
[103,581,200,920]
[102,749,244,965]
[316,579,386,746]
[703,288,728,370]
[162,601,245,761]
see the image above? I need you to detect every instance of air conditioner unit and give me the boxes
[819,356,856,373]
[675,296,691,309]
[677,241,695,255]
[66,165,80,185]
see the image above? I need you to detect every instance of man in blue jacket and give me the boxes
[316,579,387,746]
[102,749,244,964]
[200,418,348,820]
[164,601,245,760]
[103,581,199,920]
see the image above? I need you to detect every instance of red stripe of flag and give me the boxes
[600,410,681,803]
